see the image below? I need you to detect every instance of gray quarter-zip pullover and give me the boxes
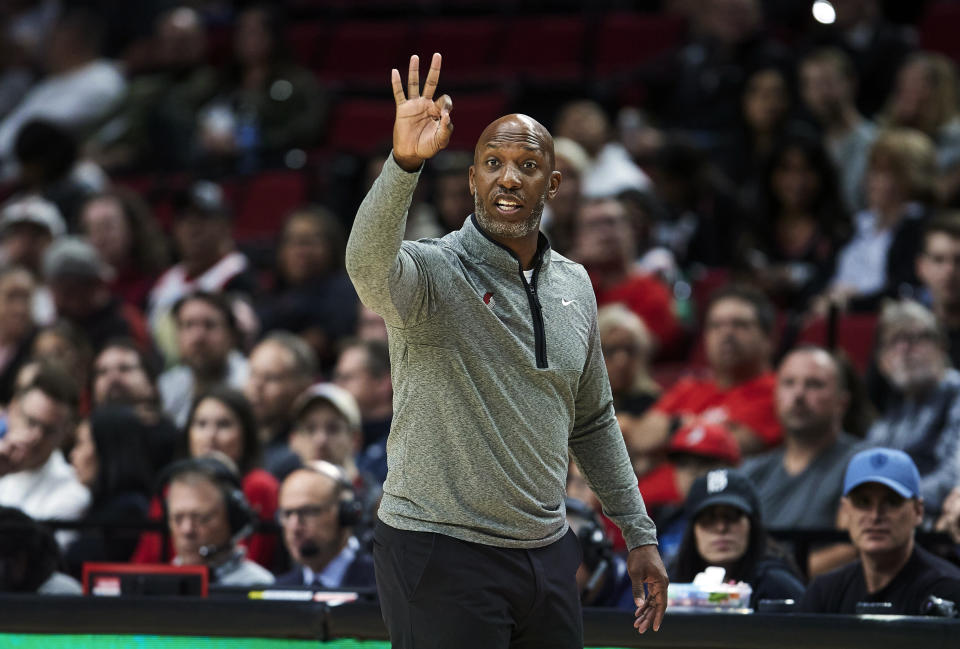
[346,153,657,550]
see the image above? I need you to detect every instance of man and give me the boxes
[274,461,375,589]
[799,47,877,212]
[333,339,392,484]
[147,180,256,363]
[345,53,666,648]
[245,332,316,480]
[915,214,960,369]
[800,448,960,614]
[867,300,960,514]
[571,196,682,356]
[91,338,160,409]
[0,8,126,178]
[627,285,781,468]
[0,364,88,546]
[164,457,274,587]
[43,236,151,353]
[0,195,65,277]
[0,266,37,405]
[743,346,863,576]
[158,291,249,428]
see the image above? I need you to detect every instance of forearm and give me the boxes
[345,152,422,324]
[807,543,858,578]
[570,416,657,549]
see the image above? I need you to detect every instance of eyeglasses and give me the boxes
[881,330,939,349]
[276,503,336,524]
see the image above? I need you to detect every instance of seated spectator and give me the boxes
[626,285,781,469]
[744,346,863,577]
[288,383,380,521]
[0,8,126,179]
[43,236,151,354]
[12,119,108,225]
[879,53,960,200]
[90,338,163,414]
[915,214,960,369]
[799,47,878,212]
[541,137,589,256]
[147,180,257,364]
[638,422,742,569]
[867,300,960,514]
[644,137,743,270]
[0,363,88,547]
[714,65,796,207]
[28,322,92,412]
[244,332,315,481]
[162,456,274,586]
[194,4,325,172]
[64,405,163,575]
[256,206,357,373]
[571,196,682,356]
[85,6,218,172]
[79,189,169,309]
[404,151,475,241]
[553,99,651,199]
[0,266,37,405]
[821,128,936,312]
[671,469,805,609]
[598,304,660,420]
[0,194,65,279]
[800,448,960,614]
[738,134,851,309]
[274,461,374,589]
[184,387,278,567]
[158,291,250,428]
[0,506,81,595]
[333,340,393,486]
[935,486,960,547]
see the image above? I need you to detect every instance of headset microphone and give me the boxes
[198,541,230,559]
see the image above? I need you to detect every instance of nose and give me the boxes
[498,162,522,189]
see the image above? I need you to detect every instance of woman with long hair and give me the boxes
[671,469,805,608]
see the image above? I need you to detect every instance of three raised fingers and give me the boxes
[391,53,443,106]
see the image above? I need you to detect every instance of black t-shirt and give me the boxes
[800,545,960,615]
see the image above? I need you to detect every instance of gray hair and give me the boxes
[259,330,317,378]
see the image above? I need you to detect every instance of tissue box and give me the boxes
[667,581,753,613]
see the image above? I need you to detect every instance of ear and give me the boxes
[913,498,925,525]
[547,170,562,200]
[468,165,476,195]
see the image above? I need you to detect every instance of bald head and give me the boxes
[475,114,555,171]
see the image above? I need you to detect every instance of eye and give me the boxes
[522,160,538,170]
[485,158,500,168]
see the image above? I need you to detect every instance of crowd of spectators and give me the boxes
[0,0,960,619]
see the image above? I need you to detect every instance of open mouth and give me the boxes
[493,195,523,215]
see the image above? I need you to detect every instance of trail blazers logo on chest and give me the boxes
[482,291,495,309]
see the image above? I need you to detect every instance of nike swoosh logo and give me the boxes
[561,299,575,306]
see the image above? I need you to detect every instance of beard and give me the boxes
[473,190,547,239]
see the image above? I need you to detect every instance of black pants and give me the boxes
[373,520,584,649]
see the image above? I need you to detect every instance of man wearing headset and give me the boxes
[274,460,374,589]
[164,456,274,586]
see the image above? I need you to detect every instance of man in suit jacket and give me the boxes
[274,461,374,589]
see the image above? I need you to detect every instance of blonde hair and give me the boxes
[883,52,959,137]
[867,128,937,203]
[597,304,658,393]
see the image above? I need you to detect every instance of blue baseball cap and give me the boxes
[843,448,921,499]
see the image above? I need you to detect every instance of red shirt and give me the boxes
[593,272,683,356]
[130,468,279,569]
[636,463,683,514]
[653,372,782,447]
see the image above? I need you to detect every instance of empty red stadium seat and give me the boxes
[286,21,327,70]
[411,18,499,82]
[796,312,879,374]
[445,92,510,150]
[919,1,960,63]
[498,16,586,82]
[315,21,412,84]
[593,13,687,77]
[325,98,396,154]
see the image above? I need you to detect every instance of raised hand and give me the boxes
[628,544,668,634]
[391,53,453,171]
